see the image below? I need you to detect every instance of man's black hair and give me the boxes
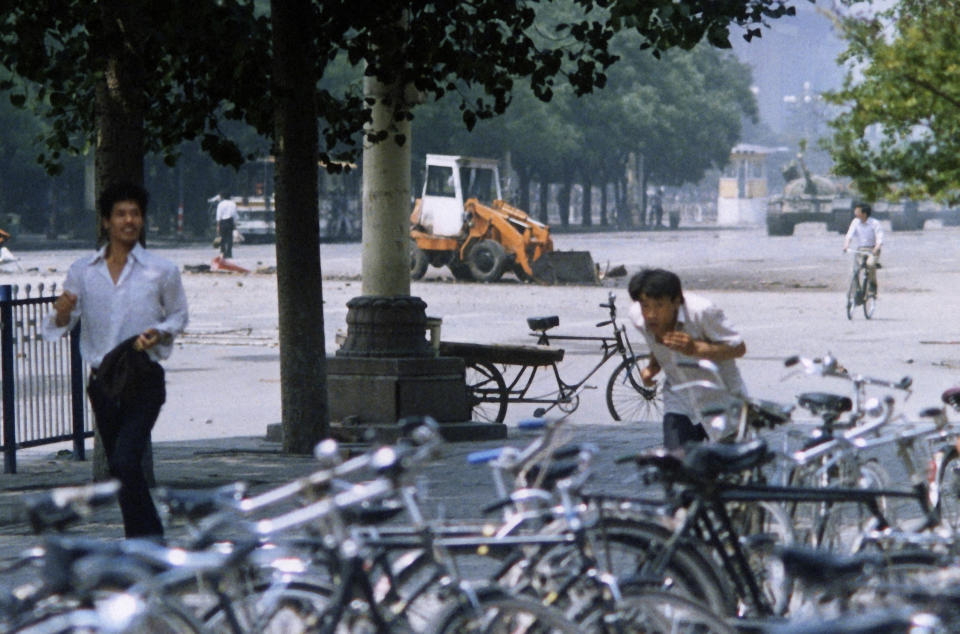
[98,182,149,246]
[855,202,872,217]
[628,268,684,302]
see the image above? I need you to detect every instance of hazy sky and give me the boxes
[731,1,848,134]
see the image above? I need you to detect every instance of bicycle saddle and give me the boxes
[683,439,771,479]
[942,386,960,410]
[526,316,559,331]
[797,392,852,415]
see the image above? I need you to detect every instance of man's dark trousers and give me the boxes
[663,412,708,451]
[218,218,235,258]
[89,369,166,538]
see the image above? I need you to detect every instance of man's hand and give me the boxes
[640,364,659,386]
[661,331,697,356]
[52,291,78,327]
[134,328,162,352]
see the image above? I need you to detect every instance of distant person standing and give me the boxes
[215,192,238,259]
[842,202,883,296]
[650,188,665,228]
[44,183,188,539]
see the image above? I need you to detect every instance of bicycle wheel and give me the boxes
[606,356,663,423]
[585,590,735,634]
[464,361,508,423]
[814,459,892,553]
[14,596,204,634]
[426,591,580,634]
[203,580,332,634]
[936,448,960,530]
[861,267,876,319]
[845,272,858,320]
[588,513,737,617]
[730,500,797,616]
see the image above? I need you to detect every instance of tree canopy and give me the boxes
[824,0,960,203]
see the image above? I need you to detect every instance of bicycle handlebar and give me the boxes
[784,353,912,394]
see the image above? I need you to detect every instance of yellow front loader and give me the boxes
[409,154,597,284]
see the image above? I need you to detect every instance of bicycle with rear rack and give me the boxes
[440,291,663,424]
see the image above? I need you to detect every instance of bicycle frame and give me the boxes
[631,462,931,617]
[509,293,641,415]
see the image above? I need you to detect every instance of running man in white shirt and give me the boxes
[628,269,747,450]
[843,202,883,296]
[45,183,188,538]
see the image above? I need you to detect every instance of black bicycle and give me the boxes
[845,249,877,320]
[441,292,663,423]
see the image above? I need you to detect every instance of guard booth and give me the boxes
[717,144,782,226]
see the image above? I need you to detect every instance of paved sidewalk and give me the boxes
[0,421,661,559]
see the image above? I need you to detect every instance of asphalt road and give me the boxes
[4,219,960,447]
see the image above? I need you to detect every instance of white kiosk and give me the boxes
[717,144,784,226]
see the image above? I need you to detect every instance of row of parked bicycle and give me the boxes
[4,352,960,632]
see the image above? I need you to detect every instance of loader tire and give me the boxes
[467,239,506,283]
[410,241,429,280]
[449,262,473,281]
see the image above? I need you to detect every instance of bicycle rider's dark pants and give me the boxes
[663,412,708,450]
[88,367,166,539]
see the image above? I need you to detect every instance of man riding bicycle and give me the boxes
[843,202,883,296]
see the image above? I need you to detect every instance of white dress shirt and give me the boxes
[845,216,884,250]
[629,292,746,438]
[216,198,238,222]
[42,244,189,368]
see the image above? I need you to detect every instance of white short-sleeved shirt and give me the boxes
[629,292,746,436]
[216,198,238,222]
[42,244,189,368]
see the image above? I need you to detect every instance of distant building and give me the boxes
[717,144,787,226]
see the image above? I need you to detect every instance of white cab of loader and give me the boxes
[419,154,502,237]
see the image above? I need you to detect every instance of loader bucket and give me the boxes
[531,251,599,285]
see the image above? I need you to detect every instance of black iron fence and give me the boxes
[0,283,91,474]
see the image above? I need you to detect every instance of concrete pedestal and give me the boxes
[327,355,506,441]
[330,295,506,441]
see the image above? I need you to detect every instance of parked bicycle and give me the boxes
[845,248,878,320]
[440,292,663,423]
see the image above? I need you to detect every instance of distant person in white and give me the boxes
[843,202,883,295]
[628,268,747,450]
[215,191,238,259]
[43,183,188,538]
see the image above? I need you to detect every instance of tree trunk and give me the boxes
[537,180,549,223]
[92,1,149,481]
[600,182,608,227]
[558,180,571,227]
[272,0,328,453]
[581,177,593,228]
[362,74,411,297]
[517,167,531,213]
[640,169,649,228]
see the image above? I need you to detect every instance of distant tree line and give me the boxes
[0,23,756,240]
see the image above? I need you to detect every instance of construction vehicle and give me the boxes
[409,154,597,284]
